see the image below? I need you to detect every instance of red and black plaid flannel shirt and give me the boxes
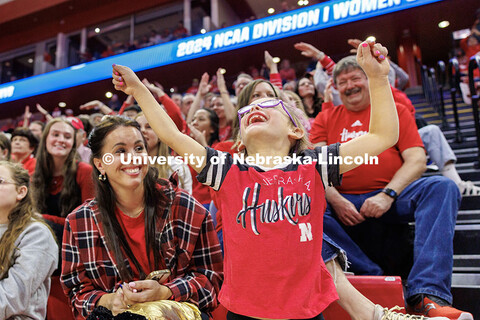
[61,182,223,319]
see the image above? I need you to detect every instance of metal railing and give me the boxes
[435,61,449,129]
[418,60,449,127]
[468,55,480,168]
[448,57,464,143]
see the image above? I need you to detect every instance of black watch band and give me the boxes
[381,187,398,200]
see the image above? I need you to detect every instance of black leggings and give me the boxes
[226,311,325,320]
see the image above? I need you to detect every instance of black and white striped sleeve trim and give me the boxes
[315,143,342,188]
[197,147,233,191]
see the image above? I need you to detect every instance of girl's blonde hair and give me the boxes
[0,161,49,279]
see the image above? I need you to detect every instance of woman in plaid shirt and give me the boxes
[61,116,223,319]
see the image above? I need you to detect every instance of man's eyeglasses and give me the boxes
[237,99,297,131]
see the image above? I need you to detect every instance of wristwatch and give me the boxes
[381,187,398,200]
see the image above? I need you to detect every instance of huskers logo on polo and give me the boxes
[236,182,312,237]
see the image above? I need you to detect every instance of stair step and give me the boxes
[450,286,479,318]
[457,210,480,223]
[453,254,480,269]
[453,225,480,255]
[460,196,480,210]
[452,273,480,288]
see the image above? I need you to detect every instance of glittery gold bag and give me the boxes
[126,301,202,320]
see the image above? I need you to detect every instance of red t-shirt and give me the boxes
[218,125,232,142]
[115,208,153,278]
[310,103,423,194]
[49,162,94,201]
[391,87,415,116]
[21,154,36,176]
[197,146,341,318]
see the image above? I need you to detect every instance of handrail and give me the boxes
[417,59,449,127]
[429,66,448,128]
[447,57,463,142]
[468,55,480,168]
[436,61,448,128]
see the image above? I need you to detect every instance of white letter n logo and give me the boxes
[299,223,313,242]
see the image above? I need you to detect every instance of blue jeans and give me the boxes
[323,176,460,304]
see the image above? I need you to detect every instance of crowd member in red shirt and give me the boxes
[61,116,223,319]
[279,58,296,81]
[109,41,433,320]
[10,127,38,175]
[29,119,95,319]
[32,119,94,219]
[310,55,471,320]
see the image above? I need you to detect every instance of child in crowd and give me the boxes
[111,42,399,318]
[0,161,58,319]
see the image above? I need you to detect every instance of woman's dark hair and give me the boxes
[295,75,323,118]
[89,115,169,281]
[198,108,219,146]
[11,127,39,150]
[32,119,81,217]
[77,115,93,135]
[0,133,11,160]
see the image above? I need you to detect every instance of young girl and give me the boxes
[112,41,399,319]
[0,161,58,319]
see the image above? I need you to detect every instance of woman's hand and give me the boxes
[122,280,173,306]
[216,68,227,93]
[142,78,165,98]
[356,41,389,80]
[79,100,104,110]
[188,124,209,147]
[97,289,129,316]
[294,42,325,60]
[264,50,278,74]
[35,103,48,115]
[198,72,211,97]
[24,105,32,119]
[347,38,362,54]
[324,78,334,103]
[112,64,144,96]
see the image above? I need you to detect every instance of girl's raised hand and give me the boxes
[356,41,390,80]
[324,78,334,103]
[112,64,143,96]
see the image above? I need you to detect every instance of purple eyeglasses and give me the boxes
[237,99,297,132]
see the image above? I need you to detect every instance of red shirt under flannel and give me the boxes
[61,180,223,319]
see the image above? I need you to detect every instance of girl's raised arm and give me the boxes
[112,65,207,172]
[339,42,399,174]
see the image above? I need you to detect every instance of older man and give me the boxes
[310,56,470,320]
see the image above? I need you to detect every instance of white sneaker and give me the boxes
[458,181,480,197]
[373,305,450,320]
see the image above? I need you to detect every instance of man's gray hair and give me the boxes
[332,55,366,85]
